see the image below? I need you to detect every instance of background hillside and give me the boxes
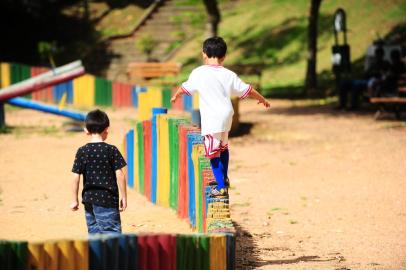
[1,0,405,96]
[172,0,406,96]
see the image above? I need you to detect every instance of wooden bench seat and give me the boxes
[127,62,181,84]
[370,97,406,104]
[369,72,406,119]
[370,97,406,119]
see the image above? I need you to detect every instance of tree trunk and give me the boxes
[83,0,90,21]
[304,0,322,96]
[202,0,221,37]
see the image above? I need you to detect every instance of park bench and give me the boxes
[127,62,181,84]
[370,73,406,119]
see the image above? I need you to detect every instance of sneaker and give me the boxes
[208,177,230,188]
[209,187,228,197]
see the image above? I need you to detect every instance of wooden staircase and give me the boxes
[86,0,203,82]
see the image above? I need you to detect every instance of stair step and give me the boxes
[88,0,206,76]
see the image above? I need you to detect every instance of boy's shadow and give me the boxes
[230,122,253,138]
[233,222,337,269]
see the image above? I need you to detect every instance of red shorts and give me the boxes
[203,132,229,158]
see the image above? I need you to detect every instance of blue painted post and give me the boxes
[226,233,236,270]
[183,95,193,112]
[151,108,167,204]
[104,235,119,270]
[89,237,106,270]
[53,84,61,103]
[118,235,128,270]
[126,130,134,188]
[66,80,73,104]
[127,234,138,270]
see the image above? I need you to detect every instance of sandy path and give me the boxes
[230,100,406,269]
[0,107,191,241]
[1,100,405,270]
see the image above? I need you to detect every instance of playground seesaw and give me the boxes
[7,97,86,122]
[0,61,84,102]
[0,61,86,125]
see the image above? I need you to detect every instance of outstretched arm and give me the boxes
[248,88,270,108]
[171,87,185,103]
[70,173,80,211]
[116,169,127,212]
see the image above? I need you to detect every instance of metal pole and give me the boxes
[0,63,4,128]
[0,102,4,129]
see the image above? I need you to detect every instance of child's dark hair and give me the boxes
[85,109,110,134]
[203,36,227,58]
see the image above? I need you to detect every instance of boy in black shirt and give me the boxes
[71,109,127,234]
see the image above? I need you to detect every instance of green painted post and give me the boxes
[10,241,28,270]
[21,65,31,99]
[196,235,210,270]
[95,77,112,106]
[169,118,188,210]
[0,240,12,270]
[162,86,172,109]
[136,122,145,194]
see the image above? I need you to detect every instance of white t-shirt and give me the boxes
[181,65,252,135]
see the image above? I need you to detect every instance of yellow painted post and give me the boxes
[210,235,227,270]
[138,87,163,121]
[57,240,75,270]
[73,76,83,107]
[86,75,95,107]
[133,125,139,191]
[192,93,199,110]
[27,242,46,270]
[73,74,95,107]
[137,91,149,121]
[192,145,204,231]
[43,241,58,270]
[157,115,170,207]
[73,239,88,270]
[0,63,10,88]
[149,86,163,109]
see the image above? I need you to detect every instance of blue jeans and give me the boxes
[84,204,122,234]
[339,79,368,108]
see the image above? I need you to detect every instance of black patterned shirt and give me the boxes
[72,142,126,208]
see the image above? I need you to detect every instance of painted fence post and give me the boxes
[151,108,167,204]
[126,130,135,188]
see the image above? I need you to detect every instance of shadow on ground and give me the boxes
[230,122,254,138]
[234,222,337,269]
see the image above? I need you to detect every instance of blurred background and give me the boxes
[1,0,404,97]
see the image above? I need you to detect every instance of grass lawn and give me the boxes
[172,0,406,96]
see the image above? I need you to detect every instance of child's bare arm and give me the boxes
[171,87,185,103]
[116,169,127,211]
[247,88,270,108]
[71,173,80,211]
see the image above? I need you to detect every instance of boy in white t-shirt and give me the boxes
[171,36,270,197]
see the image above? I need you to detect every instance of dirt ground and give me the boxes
[1,99,405,269]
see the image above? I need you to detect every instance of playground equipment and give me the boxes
[7,97,86,122]
[0,61,84,102]
[0,61,85,127]
[331,8,351,82]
